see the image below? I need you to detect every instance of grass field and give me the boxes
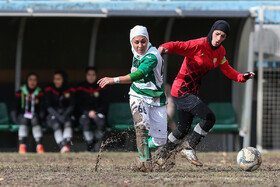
[0,151,279,186]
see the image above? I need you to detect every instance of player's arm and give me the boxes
[158,40,196,56]
[219,58,255,82]
[98,70,144,88]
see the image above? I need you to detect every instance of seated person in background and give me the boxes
[11,72,45,154]
[45,70,75,153]
[76,67,108,152]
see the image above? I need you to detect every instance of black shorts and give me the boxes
[172,93,202,112]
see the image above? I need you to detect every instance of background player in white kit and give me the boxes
[98,25,167,172]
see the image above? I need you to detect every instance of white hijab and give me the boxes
[130,25,152,60]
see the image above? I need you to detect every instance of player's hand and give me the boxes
[158,46,168,54]
[243,72,255,79]
[89,110,97,119]
[98,77,114,88]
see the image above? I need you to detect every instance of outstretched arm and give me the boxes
[219,61,255,82]
[98,69,145,88]
[158,40,197,56]
[98,75,132,88]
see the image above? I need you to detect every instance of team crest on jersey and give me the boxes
[35,99,39,104]
[64,92,70,98]
[213,58,217,64]
[94,91,100,98]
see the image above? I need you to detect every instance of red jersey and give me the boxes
[160,37,247,97]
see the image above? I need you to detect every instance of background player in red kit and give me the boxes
[154,20,255,167]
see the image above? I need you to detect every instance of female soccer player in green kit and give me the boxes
[98,25,167,172]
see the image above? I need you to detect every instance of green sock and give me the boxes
[137,131,151,161]
[148,137,158,149]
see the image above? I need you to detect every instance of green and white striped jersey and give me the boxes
[129,46,166,106]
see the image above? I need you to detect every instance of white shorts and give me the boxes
[130,96,167,139]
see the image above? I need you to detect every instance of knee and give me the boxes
[31,116,40,126]
[94,117,105,127]
[19,116,28,125]
[50,121,60,131]
[64,121,72,128]
[79,115,90,125]
[18,124,29,137]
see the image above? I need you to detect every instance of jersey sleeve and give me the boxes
[219,60,247,83]
[137,54,158,76]
[129,70,144,82]
[160,40,198,56]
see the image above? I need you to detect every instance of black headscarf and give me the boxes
[53,70,68,93]
[207,20,230,50]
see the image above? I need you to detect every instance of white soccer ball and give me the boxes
[236,147,262,172]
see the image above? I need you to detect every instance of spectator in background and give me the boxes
[165,83,177,131]
[11,72,45,154]
[76,67,108,152]
[45,70,75,153]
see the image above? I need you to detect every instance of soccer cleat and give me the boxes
[180,148,203,166]
[36,144,45,154]
[152,144,176,171]
[19,144,26,154]
[60,145,70,153]
[129,157,153,172]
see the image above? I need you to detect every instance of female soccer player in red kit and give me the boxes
[154,20,255,167]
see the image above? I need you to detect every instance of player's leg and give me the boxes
[93,113,105,152]
[189,102,215,148]
[147,105,167,150]
[178,102,215,166]
[167,96,177,131]
[18,115,29,154]
[61,119,73,153]
[147,105,176,171]
[153,109,194,166]
[31,115,44,153]
[130,96,151,172]
[80,114,95,151]
[47,115,64,151]
[154,94,201,166]
[169,93,201,145]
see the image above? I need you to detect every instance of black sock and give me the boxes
[35,138,42,145]
[164,140,177,151]
[19,137,27,145]
[188,131,203,149]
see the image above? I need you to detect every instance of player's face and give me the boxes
[211,30,226,47]
[86,70,97,84]
[132,36,148,55]
[27,75,38,90]
[53,74,63,88]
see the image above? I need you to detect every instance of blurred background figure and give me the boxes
[45,70,75,153]
[11,72,45,154]
[165,83,177,131]
[76,67,108,152]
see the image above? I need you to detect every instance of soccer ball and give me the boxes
[236,147,262,172]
